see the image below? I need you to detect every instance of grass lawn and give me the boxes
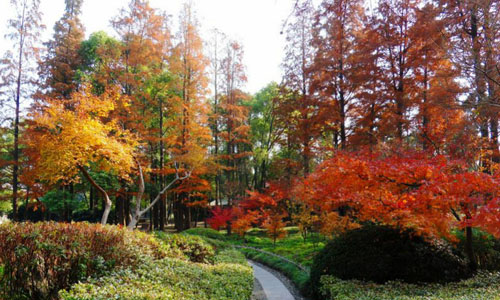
[224,226,325,267]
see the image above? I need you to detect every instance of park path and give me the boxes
[249,260,295,300]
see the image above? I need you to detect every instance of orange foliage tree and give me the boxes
[167,3,212,231]
[293,150,500,270]
[231,183,289,239]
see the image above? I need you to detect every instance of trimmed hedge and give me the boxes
[60,249,253,300]
[0,222,167,300]
[319,271,500,300]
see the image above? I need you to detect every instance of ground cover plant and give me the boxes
[318,272,500,300]
[60,233,252,300]
[60,249,253,300]
[0,222,253,300]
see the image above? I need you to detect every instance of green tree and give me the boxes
[247,82,280,190]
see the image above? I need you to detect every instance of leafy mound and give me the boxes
[60,249,253,300]
[319,272,500,300]
[309,225,469,298]
[155,231,215,263]
[0,222,167,300]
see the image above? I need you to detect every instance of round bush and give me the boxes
[155,232,215,263]
[308,225,469,298]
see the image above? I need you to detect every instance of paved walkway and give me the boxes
[249,260,295,300]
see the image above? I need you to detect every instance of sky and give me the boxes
[0,0,300,94]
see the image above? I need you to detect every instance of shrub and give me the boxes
[155,232,215,263]
[0,222,166,300]
[308,225,469,298]
[319,271,500,300]
[60,250,253,300]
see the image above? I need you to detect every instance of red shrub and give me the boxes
[0,222,166,300]
[206,207,234,231]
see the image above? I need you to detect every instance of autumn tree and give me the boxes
[110,0,172,228]
[411,4,467,154]
[0,0,44,220]
[234,182,290,242]
[218,40,251,216]
[373,0,424,142]
[294,150,500,270]
[25,87,137,225]
[310,0,365,149]
[281,0,318,175]
[208,28,226,206]
[168,3,212,231]
[438,0,500,166]
[38,0,85,101]
[348,17,386,148]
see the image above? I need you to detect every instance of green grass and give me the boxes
[225,227,325,267]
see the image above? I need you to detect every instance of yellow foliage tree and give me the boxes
[25,86,138,224]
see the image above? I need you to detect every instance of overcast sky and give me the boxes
[0,0,302,94]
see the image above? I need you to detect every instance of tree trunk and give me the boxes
[77,165,112,225]
[128,163,189,230]
[465,226,477,272]
[12,2,27,221]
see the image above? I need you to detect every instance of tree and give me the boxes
[218,40,251,213]
[38,0,85,101]
[25,86,137,225]
[373,0,422,142]
[247,82,281,190]
[168,2,212,231]
[293,150,500,270]
[438,0,500,167]
[281,0,318,175]
[411,3,467,154]
[263,213,288,245]
[111,0,172,229]
[208,28,227,207]
[127,161,192,230]
[310,0,365,149]
[207,206,234,231]
[1,0,44,220]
